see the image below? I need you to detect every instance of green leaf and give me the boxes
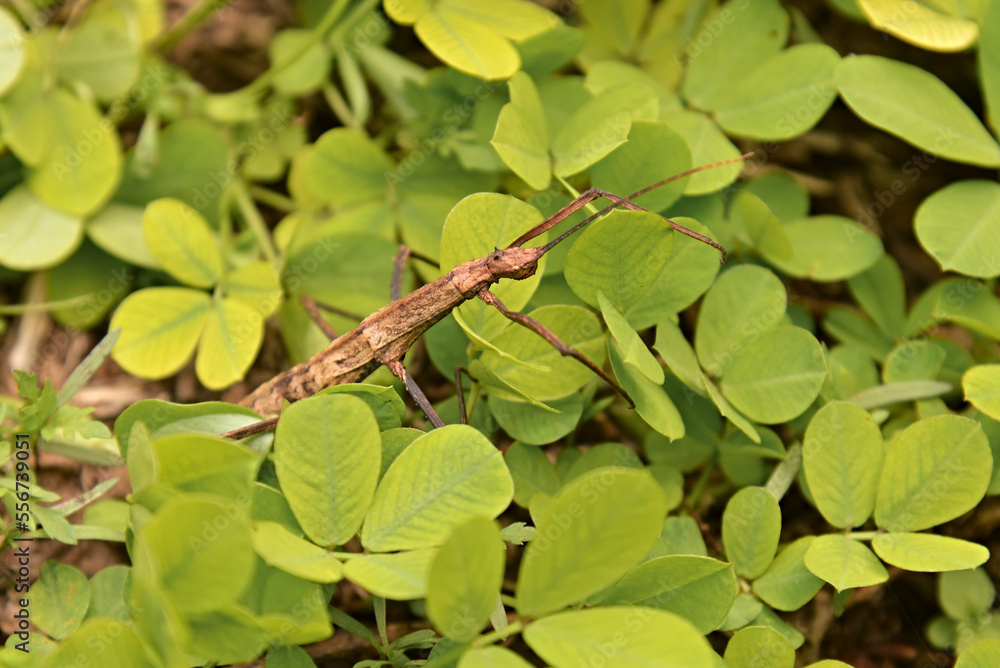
[195,298,265,390]
[458,646,535,668]
[523,607,715,668]
[965,365,1000,421]
[602,555,737,634]
[939,568,995,619]
[715,43,840,141]
[109,287,211,379]
[930,278,1000,340]
[225,260,283,317]
[505,441,561,507]
[874,415,992,532]
[803,401,884,529]
[648,515,708,559]
[695,265,787,377]
[983,1,1000,136]
[721,327,827,424]
[132,497,255,613]
[562,443,642,483]
[275,394,381,547]
[39,619,147,667]
[0,6,25,96]
[490,393,583,446]
[836,55,1000,168]
[362,425,513,551]
[141,198,223,288]
[654,319,704,393]
[564,210,673,311]
[478,305,605,401]
[516,468,667,616]
[882,340,946,384]
[858,0,978,52]
[599,291,663,384]
[300,128,392,208]
[321,384,406,432]
[441,193,545,341]
[266,645,318,668]
[150,433,257,501]
[270,29,331,95]
[803,534,888,592]
[0,185,83,270]
[113,399,263,460]
[702,372,761,443]
[609,339,685,440]
[956,639,1000,668]
[590,120,692,213]
[849,380,953,410]
[753,537,825,612]
[722,486,781,579]
[823,307,893,361]
[915,180,1000,278]
[85,565,128,623]
[734,191,793,263]
[846,255,906,339]
[680,0,790,111]
[26,89,122,216]
[662,111,743,195]
[250,521,344,583]
[491,71,550,190]
[871,533,989,572]
[552,82,658,177]
[427,518,505,641]
[719,594,764,632]
[724,626,795,668]
[767,215,884,281]
[413,6,519,80]
[342,549,436,600]
[30,562,89,640]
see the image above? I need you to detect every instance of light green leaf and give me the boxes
[803,534,888,592]
[609,340,685,439]
[590,120,692,213]
[722,486,781,579]
[882,340,946,384]
[715,43,840,141]
[505,441,561,507]
[564,210,673,311]
[150,433,257,501]
[702,372,761,443]
[524,607,715,668]
[266,645,318,668]
[490,393,584,446]
[458,646,535,668]
[342,549,436,600]
[654,318,704,393]
[930,278,1000,340]
[849,380,952,409]
[250,521,344,583]
[414,5,520,80]
[194,298,265,390]
[0,6,26,96]
[517,468,667,616]
[441,193,545,341]
[427,518,505,641]
[132,497,254,613]
[956,639,1000,668]
[836,55,1000,167]
[0,185,83,270]
[26,89,122,216]
[270,29,331,95]
[846,255,906,339]
[767,215,884,281]
[225,261,283,317]
[109,287,211,379]
[30,562,89,640]
[577,0,648,55]
[680,0,790,111]
[721,327,827,424]
[478,305,605,401]
[871,533,989,572]
[142,198,223,288]
[491,71,550,190]
[915,180,1000,278]
[734,191,793,262]
[724,626,795,668]
[803,401,884,529]
[874,415,992,532]
[965,365,1000,421]
[39,619,147,667]
[86,203,158,268]
[275,394,381,547]
[599,291,663,384]
[362,425,513,551]
[983,1,1000,136]
[662,111,743,195]
[0,39,53,165]
[753,537,825,612]
[695,265,787,377]
[858,0,978,52]
[300,128,392,208]
[939,567,996,619]
[552,82,659,177]
[602,555,737,634]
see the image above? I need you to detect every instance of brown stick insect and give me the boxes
[225,154,749,439]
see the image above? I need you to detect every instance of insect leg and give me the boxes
[476,289,635,408]
[386,359,446,429]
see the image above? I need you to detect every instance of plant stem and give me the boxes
[231,180,278,268]
[151,0,230,52]
[250,185,297,212]
[472,619,523,648]
[322,81,362,133]
[557,175,599,215]
[847,531,878,541]
[686,450,719,510]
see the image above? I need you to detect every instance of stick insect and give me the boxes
[226,154,749,440]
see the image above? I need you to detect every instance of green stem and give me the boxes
[847,531,878,541]
[322,81,362,133]
[240,0,353,97]
[151,0,230,52]
[472,619,524,648]
[231,180,278,268]
[250,185,297,213]
[686,450,719,510]
[557,175,598,215]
